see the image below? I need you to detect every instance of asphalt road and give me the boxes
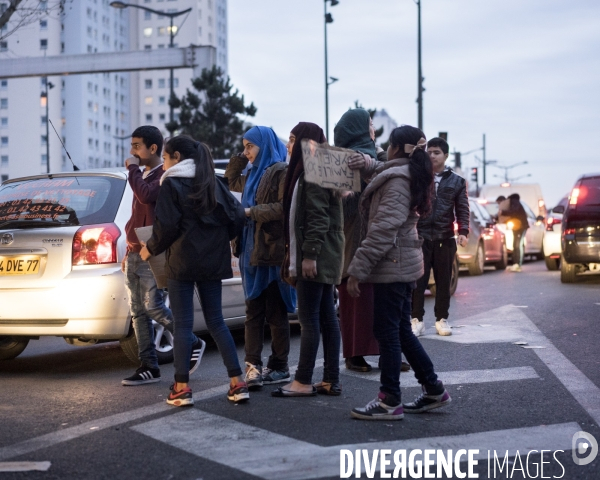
[1,260,599,480]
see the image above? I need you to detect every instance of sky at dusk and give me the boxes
[227,0,600,207]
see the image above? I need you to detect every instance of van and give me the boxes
[479,183,546,218]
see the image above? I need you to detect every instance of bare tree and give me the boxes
[0,0,71,41]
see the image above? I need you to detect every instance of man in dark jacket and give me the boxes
[411,137,470,337]
[121,126,175,386]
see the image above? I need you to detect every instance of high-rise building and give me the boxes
[0,0,227,179]
[128,0,228,140]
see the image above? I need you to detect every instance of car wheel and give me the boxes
[468,243,485,276]
[545,256,560,271]
[495,244,508,271]
[560,257,578,283]
[0,336,30,360]
[119,317,175,365]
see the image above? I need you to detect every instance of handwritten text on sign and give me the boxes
[301,139,361,192]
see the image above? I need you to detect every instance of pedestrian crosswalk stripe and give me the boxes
[344,366,540,387]
[132,409,581,480]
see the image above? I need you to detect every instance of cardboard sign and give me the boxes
[135,226,168,289]
[301,139,361,192]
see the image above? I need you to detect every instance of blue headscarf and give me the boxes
[241,126,287,208]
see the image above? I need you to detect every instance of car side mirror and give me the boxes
[552,205,565,214]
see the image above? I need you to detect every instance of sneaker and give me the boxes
[262,367,291,385]
[121,366,161,386]
[166,384,194,406]
[435,319,452,336]
[351,392,404,421]
[227,381,250,403]
[244,362,263,390]
[510,264,522,272]
[403,380,451,413]
[411,318,425,337]
[189,337,206,376]
[345,356,372,372]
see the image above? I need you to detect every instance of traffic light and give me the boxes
[470,167,478,184]
[454,152,461,168]
[438,132,448,141]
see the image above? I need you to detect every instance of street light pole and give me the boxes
[482,133,487,184]
[109,2,190,134]
[41,77,54,174]
[323,0,339,140]
[416,0,423,131]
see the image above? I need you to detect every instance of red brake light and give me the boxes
[72,223,121,265]
[569,187,580,206]
[563,228,575,236]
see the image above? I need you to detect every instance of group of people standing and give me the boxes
[120,107,470,420]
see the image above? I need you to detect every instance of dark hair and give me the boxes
[131,125,164,155]
[508,193,520,201]
[496,195,506,203]
[388,125,433,217]
[164,135,216,214]
[427,137,449,155]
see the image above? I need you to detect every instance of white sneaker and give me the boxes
[511,264,522,272]
[411,318,425,337]
[435,319,452,336]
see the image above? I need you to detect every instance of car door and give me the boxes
[474,201,502,261]
[521,201,544,253]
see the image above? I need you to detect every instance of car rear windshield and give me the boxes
[0,175,126,228]
[578,177,600,206]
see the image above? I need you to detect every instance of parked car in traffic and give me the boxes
[559,173,600,283]
[543,196,568,271]
[478,198,545,261]
[457,198,507,275]
[0,168,246,362]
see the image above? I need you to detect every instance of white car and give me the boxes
[479,199,545,261]
[0,168,245,362]
[542,196,568,270]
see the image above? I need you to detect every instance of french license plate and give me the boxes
[0,255,41,275]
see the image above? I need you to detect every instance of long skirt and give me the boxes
[338,278,379,358]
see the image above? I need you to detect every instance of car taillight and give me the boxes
[72,223,121,265]
[569,187,582,206]
[563,228,575,236]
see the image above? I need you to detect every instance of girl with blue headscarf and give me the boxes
[224,126,296,390]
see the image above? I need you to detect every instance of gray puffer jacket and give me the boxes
[347,158,424,284]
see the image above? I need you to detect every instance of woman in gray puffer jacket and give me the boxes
[346,125,451,421]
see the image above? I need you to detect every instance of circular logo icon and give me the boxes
[1,233,14,245]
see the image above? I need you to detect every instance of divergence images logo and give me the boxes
[572,431,598,466]
[1,233,14,245]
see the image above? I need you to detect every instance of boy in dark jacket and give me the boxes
[411,137,470,337]
[121,126,176,386]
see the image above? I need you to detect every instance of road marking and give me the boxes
[132,410,580,480]
[0,462,51,472]
[426,304,600,426]
[346,366,540,387]
[1,304,598,466]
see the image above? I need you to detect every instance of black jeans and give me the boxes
[412,237,457,321]
[374,282,438,399]
[244,280,290,371]
[294,280,340,386]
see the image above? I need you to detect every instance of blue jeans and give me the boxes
[513,229,526,266]
[294,280,340,385]
[167,278,243,383]
[124,252,173,370]
[373,282,438,399]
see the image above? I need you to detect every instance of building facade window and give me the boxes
[145,114,152,122]
[0,117,7,128]
[40,39,48,49]
[41,154,48,165]
[0,99,7,109]
[158,79,166,88]
[1,137,8,147]
[0,41,7,52]
[1,155,8,167]
[144,79,152,89]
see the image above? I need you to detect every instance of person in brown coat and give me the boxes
[225,126,296,390]
[347,125,451,421]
